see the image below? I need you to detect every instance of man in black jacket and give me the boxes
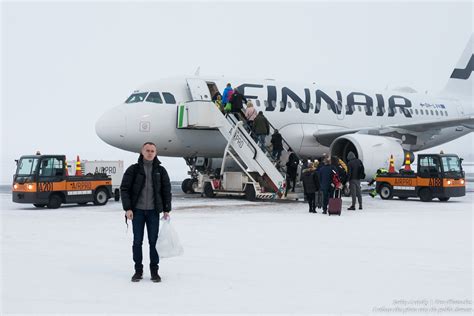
[121,142,172,282]
[229,88,247,121]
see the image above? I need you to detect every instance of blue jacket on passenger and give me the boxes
[222,86,233,104]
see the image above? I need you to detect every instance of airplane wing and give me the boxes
[314,115,474,146]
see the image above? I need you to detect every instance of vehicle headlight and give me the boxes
[13,184,18,189]
[447,180,451,185]
[27,184,33,190]
[461,180,465,185]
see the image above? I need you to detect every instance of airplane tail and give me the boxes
[440,34,473,98]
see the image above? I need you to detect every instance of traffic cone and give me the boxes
[388,155,396,173]
[75,155,83,176]
[65,156,69,176]
[404,153,412,172]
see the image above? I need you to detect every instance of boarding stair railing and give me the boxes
[176,100,286,197]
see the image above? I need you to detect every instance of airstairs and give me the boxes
[177,100,289,199]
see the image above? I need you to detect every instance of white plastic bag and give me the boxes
[157,218,184,258]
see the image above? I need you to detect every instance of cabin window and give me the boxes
[430,110,434,115]
[145,92,163,104]
[280,101,285,110]
[409,109,413,114]
[358,106,362,112]
[310,103,314,110]
[295,102,299,109]
[435,110,439,116]
[287,102,292,109]
[264,100,268,108]
[39,157,64,177]
[162,92,176,104]
[440,111,444,116]
[316,103,321,111]
[415,109,419,115]
[125,92,148,103]
[256,100,261,107]
[445,111,448,116]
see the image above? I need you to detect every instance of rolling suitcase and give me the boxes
[328,189,342,216]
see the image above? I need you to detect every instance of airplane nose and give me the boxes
[95,106,127,147]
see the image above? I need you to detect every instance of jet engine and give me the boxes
[330,134,405,179]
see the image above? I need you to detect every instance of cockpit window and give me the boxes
[162,92,176,104]
[125,92,148,103]
[146,92,163,104]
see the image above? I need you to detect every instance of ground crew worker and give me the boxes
[368,168,388,197]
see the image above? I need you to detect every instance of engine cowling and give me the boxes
[330,134,405,179]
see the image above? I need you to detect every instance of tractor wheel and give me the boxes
[47,194,62,209]
[379,184,393,200]
[418,188,432,202]
[93,188,109,206]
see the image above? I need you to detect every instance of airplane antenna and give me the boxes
[194,66,200,76]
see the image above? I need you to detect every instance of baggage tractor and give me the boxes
[328,189,342,216]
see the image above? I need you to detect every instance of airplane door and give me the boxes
[186,78,211,101]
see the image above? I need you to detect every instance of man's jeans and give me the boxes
[349,179,362,207]
[257,134,267,152]
[132,208,160,271]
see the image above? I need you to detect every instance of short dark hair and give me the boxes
[142,142,157,149]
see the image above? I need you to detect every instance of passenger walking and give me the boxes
[222,83,233,104]
[214,95,224,113]
[331,156,347,186]
[120,142,172,283]
[270,129,283,161]
[245,100,257,131]
[318,156,337,214]
[253,111,270,152]
[229,88,247,121]
[302,162,321,213]
[347,151,365,210]
[285,148,299,195]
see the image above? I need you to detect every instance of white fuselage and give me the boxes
[96,77,472,158]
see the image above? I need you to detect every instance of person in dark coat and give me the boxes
[253,111,270,152]
[270,129,283,161]
[285,148,299,195]
[346,151,364,210]
[318,156,337,214]
[121,142,172,283]
[302,163,321,213]
[229,88,247,121]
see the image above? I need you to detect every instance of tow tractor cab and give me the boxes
[12,155,112,209]
[376,154,465,202]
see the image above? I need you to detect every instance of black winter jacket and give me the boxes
[271,133,283,150]
[120,156,172,212]
[302,169,321,194]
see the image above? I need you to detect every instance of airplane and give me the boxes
[96,35,473,194]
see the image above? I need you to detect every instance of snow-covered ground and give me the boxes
[1,189,472,315]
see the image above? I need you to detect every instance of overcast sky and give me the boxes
[1,1,473,184]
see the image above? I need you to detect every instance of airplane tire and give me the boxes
[203,182,215,198]
[245,185,256,201]
[47,194,62,209]
[379,184,393,200]
[93,188,109,206]
[418,188,432,202]
[438,197,450,202]
[181,179,191,193]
